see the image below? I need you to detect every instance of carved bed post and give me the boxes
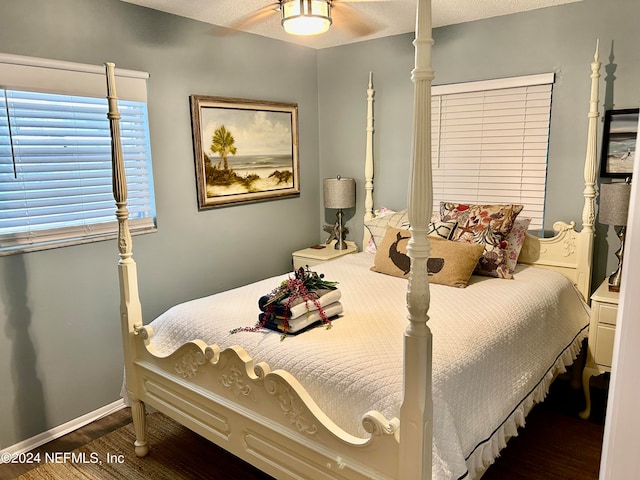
[363,72,375,247]
[576,41,601,301]
[400,0,434,478]
[364,71,375,222]
[105,62,149,457]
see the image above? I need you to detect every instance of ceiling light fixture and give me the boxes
[281,0,332,36]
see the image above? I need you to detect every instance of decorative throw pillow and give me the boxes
[365,209,454,252]
[387,210,444,231]
[505,217,532,274]
[427,220,457,240]
[364,207,397,253]
[386,209,410,229]
[364,208,401,251]
[440,202,524,279]
[370,226,484,287]
[365,237,377,254]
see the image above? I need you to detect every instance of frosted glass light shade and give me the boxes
[281,0,332,36]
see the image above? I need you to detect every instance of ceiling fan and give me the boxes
[232,0,391,37]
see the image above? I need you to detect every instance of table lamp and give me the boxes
[323,176,355,250]
[599,180,632,292]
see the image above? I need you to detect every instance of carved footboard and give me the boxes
[132,326,400,480]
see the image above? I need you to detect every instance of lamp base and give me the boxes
[607,226,626,292]
[322,209,349,249]
[333,238,349,250]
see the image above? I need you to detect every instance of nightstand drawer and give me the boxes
[597,303,618,326]
[293,257,324,269]
[594,324,616,367]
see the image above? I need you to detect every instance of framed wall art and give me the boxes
[600,108,638,178]
[190,95,300,209]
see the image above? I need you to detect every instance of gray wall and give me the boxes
[1,0,638,450]
[318,0,640,285]
[0,0,320,448]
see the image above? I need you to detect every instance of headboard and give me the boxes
[362,43,601,303]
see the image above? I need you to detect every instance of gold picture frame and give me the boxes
[190,95,300,209]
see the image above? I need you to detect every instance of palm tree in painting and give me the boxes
[210,125,237,170]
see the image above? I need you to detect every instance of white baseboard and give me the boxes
[0,399,127,459]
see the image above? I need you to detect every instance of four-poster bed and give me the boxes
[106,0,600,478]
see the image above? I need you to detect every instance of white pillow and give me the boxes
[365,208,456,253]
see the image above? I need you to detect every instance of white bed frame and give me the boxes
[106,1,600,478]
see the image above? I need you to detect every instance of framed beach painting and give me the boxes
[190,95,300,209]
[600,108,638,178]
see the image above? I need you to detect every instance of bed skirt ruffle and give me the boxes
[465,326,588,479]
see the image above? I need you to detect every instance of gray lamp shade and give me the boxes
[599,182,631,226]
[323,176,356,209]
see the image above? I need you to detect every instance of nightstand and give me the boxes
[292,241,358,270]
[580,279,619,419]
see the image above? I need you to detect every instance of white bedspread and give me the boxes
[147,252,589,479]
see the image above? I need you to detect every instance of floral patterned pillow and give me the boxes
[505,217,532,274]
[440,202,524,279]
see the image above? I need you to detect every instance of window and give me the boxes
[431,73,554,230]
[0,54,156,255]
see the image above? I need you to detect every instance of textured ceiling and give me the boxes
[120,0,583,49]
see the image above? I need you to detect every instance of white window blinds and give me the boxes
[0,54,156,255]
[431,73,554,230]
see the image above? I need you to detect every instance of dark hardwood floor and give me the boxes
[1,408,133,480]
[1,370,607,480]
[482,373,607,479]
